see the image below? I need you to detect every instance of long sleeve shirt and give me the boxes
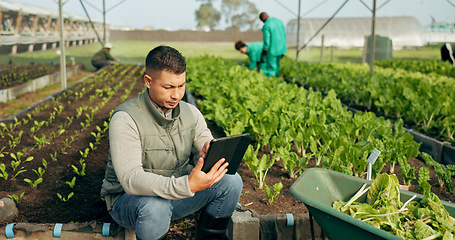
[262,17,287,56]
[103,100,213,209]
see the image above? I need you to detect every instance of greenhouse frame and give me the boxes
[286,16,426,49]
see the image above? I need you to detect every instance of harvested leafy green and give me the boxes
[332,173,455,239]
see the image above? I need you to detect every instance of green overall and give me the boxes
[246,42,265,73]
[262,17,287,77]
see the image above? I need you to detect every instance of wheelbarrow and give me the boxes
[289,168,455,240]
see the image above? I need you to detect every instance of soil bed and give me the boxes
[0,66,453,240]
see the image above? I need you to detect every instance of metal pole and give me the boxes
[369,0,377,75]
[58,0,67,90]
[103,0,106,43]
[320,35,324,63]
[296,0,301,61]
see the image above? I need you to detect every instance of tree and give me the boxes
[221,0,259,31]
[195,2,221,30]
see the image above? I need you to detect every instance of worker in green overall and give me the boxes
[259,12,287,77]
[234,40,265,74]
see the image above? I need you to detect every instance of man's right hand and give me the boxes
[188,157,228,193]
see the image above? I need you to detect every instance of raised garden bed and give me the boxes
[0,60,454,240]
[0,64,83,103]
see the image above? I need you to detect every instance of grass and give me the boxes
[1,40,443,71]
[0,40,442,118]
[0,39,442,119]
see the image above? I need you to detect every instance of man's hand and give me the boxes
[199,140,211,159]
[188,157,228,193]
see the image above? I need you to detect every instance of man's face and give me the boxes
[240,46,247,54]
[144,70,186,112]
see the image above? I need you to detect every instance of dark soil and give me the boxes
[0,65,454,240]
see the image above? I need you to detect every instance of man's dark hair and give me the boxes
[235,40,246,50]
[145,45,186,75]
[259,12,269,22]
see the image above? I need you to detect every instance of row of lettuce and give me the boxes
[375,59,455,78]
[280,58,455,145]
[0,65,142,222]
[186,56,455,204]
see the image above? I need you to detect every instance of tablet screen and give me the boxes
[201,133,251,174]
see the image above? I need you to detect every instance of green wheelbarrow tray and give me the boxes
[290,168,455,240]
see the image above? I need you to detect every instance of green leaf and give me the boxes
[366,173,400,208]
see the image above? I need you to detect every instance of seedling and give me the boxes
[57,192,74,202]
[33,167,45,178]
[264,182,283,205]
[12,167,27,179]
[10,152,34,171]
[34,134,50,149]
[29,120,46,136]
[42,159,48,169]
[65,177,76,188]
[0,164,8,180]
[72,160,86,177]
[8,192,25,204]
[8,131,23,149]
[24,178,43,188]
[79,148,90,159]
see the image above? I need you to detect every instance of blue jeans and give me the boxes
[109,173,243,240]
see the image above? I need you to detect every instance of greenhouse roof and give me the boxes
[0,0,103,22]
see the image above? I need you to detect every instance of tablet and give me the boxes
[202,133,251,174]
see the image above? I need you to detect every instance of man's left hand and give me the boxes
[188,157,228,193]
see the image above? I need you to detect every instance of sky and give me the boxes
[11,0,455,31]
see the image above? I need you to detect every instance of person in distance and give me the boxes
[91,42,118,71]
[235,40,266,74]
[259,12,287,77]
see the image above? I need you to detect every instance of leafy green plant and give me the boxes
[89,142,97,151]
[57,192,74,202]
[29,120,46,136]
[65,177,76,188]
[9,152,32,179]
[79,148,90,159]
[417,167,431,196]
[333,173,455,239]
[90,130,103,145]
[34,134,50,149]
[10,152,33,171]
[0,146,6,157]
[0,164,8,180]
[8,192,25,204]
[280,58,455,144]
[33,167,45,178]
[11,167,26,179]
[275,144,308,178]
[421,152,455,193]
[397,155,416,186]
[42,159,48,169]
[7,117,21,132]
[24,178,43,188]
[50,151,58,161]
[243,145,275,189]
[0,122,6,137]
[8,131,23,149]
[186,56,448,195]
[264,182,283,205]
[72,159,86,177]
